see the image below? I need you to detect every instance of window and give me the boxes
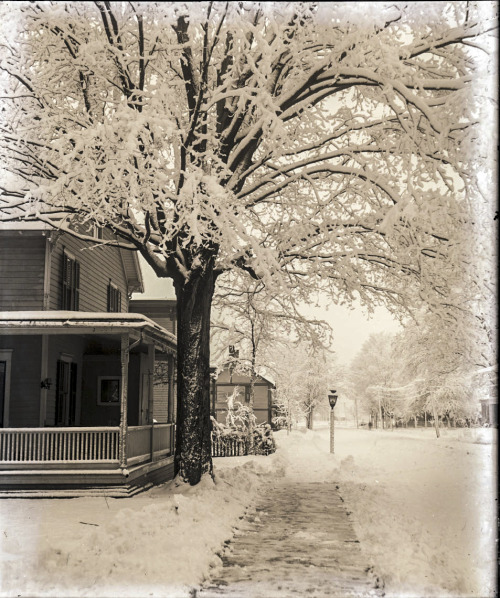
[61,250,80,310]
[98,377,121,406]
[93,224,104,240]
[107,282,122,312]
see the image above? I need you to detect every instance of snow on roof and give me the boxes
[210,364,276,387]
[0,221,52,230]
[0,311,176,345]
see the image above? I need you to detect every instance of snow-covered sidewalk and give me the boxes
[0,425,497,597]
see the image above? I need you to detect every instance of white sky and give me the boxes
[133,257,401,365]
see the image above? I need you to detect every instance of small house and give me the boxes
[211,366,275,426]
[0,221,176,496]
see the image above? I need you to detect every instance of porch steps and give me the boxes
[0,482,153,499]
[0,457,175,498]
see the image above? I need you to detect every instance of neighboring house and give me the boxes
[0,222,176,496]
[211,366,275,426]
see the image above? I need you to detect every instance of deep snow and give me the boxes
[0,425,497,597]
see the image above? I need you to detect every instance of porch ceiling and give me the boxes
[0,311,176,352]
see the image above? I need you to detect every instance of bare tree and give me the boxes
[0,2,496,483]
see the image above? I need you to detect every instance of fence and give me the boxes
[211,434,248,457]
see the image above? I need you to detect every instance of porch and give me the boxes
[0,423,175,496]
[0,312,177,496]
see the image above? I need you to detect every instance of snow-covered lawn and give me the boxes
[0,425,497,597]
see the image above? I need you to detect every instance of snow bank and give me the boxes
[279,426,498,598]
[0,454,285,597]
[0,426,496,598]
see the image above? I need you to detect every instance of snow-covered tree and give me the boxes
[268,341,335,430]
[391,307,495,429]
[349,332,398,427]
[211,275,331,449]
[0,2,497,483]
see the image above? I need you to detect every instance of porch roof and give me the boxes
[0,311,176,350]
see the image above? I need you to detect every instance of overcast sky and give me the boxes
[133,258,402,366]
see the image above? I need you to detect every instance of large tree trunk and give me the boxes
[306,407,314,430]
[174,261,216,485]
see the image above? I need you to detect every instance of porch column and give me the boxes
[119,333,129,470]
[148,342,155,462]
[147,343,155,423]
[168,354,175,423]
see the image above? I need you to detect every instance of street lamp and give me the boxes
[328,389,338,454]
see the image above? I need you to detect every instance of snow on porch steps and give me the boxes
[200,480,384,597]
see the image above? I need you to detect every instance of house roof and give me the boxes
[210,364,276,388]
[119,250,144,294]
[0,311,176,350]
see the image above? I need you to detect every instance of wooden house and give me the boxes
[0,222,176,496]
[210,366,275,426]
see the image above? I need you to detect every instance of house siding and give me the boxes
[129,300,176,335]
[211,368,274,425]
[49,230,130,313]
[0,232,46,311]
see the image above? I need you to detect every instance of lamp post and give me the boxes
[328,390,338,454]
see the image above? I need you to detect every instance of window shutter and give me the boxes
[73,261,80,310]
[55,360,65,425]
[61,251,80,310]
[62,252,69,309]
[69,362,77,425]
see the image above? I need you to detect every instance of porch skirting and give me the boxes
[0,456,175,498]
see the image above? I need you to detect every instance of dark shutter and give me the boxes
[73,261,80,310]
[61,252,80,310]
[62,253,69,309]
[55,360,66,426]
[69,362,77,425]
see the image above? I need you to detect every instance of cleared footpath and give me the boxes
[199,479,385,597]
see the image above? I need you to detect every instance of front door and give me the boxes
[55,359,77,426]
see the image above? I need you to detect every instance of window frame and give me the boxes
[97,376,121,406]
[107,282,122,313]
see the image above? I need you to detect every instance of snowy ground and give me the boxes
[0,424,497,597]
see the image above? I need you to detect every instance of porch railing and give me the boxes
[0,424,175,467]
[0,427,119,463]
[127,424,174,466]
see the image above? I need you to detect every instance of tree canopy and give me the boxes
[0,1,497,483]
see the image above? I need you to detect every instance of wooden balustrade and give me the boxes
[0,425,175,467]
[127,424,174,466]
[0,427,120,463]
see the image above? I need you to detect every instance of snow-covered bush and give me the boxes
[224,390,257,432]
[211,416,276,456]
[252,423,276,455]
